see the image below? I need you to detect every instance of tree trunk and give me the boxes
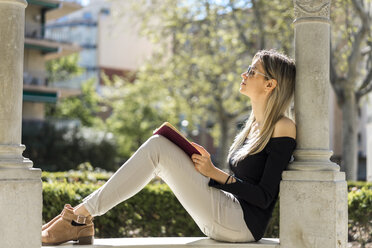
[199,119,208,148]
[341,89,359,180]
[217,119,232,170]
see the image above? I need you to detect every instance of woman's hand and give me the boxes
[191,142,216,177]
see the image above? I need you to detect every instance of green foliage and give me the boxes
[22,121,118,171]
[347,181,372,191]
[46,53,84,83]
[41,165,113,184]
[265,200,279,237]
[330,0,371,77]
[102,74,179,159]
[46,79,104,128]
[348,185,372,245]
[134,0,254,138]
[107,0,295,166]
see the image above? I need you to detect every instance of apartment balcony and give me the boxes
[25,0,82,60]
[27,0,82,22]
[23,70,81,103]
[24,22,81,61]
[52,69,99,90]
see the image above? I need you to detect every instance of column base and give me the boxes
[279,170,348,248]
[0,167,42,248]
[289,149,340,171]
[0,144,33,168]
[0,157,33,168]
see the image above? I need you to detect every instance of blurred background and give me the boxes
[23,0,371,179]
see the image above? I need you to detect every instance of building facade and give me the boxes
[24,0,82,120]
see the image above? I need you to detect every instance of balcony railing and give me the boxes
[25,22,45,39]
[51,70,98,89]
[25,22,81,45]
[23,69,98,91]
[23,71,47,87]
[44,23,98,45]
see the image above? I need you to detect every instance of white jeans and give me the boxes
[82,135,254,242]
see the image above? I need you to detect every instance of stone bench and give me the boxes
[43,237,279,248]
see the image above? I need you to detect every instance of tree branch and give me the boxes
[356,45,372,92]
[356,66,372,101]
[251,0,265,49]
[347,0,370,81]
[330,47,344,100]
[228,0,251,49]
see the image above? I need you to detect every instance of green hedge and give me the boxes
[22,121,119,171]
[347,181,372,190]
[43,181,204,238]
[348,185,372,245]
[41,163,113,184]
[42,172,371,241]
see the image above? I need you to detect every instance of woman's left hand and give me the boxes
[191,142,216,177]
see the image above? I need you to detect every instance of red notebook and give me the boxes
[153,122,201,157]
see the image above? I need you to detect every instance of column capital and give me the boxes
[294,0,331,22]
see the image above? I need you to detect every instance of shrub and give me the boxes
[265,201,279,237]
[22,120,119,171]
[347,181,372,191]
[42,180,204,238]
[348,185,372,245]
[41,163,113,184]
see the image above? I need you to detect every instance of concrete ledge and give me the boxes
[44,237,280,248]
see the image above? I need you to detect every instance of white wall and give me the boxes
[97,1,158,71]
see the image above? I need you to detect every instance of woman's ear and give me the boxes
[265,79,277,93]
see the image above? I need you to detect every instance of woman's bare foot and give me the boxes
[73,203,91,217]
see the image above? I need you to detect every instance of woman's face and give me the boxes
[239,58,269,98]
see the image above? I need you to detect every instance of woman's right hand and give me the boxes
[191,142,216,178]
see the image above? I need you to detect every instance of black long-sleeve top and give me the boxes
[208,136,296,241]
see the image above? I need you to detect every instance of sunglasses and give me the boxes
[246,65,272,79]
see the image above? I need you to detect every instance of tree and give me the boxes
[101,73,179,159]
[46,79,104,128]
[46,53,84,83]
[330,0,372,180]
[126,0,294,168]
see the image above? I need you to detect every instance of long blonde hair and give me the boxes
[228,49,296,165]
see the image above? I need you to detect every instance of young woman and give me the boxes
[41,49,296,246]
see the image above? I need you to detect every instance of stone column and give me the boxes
[0,0,42,247]
[279,1,348,248]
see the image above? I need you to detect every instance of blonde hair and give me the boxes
[228,49,296,165]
